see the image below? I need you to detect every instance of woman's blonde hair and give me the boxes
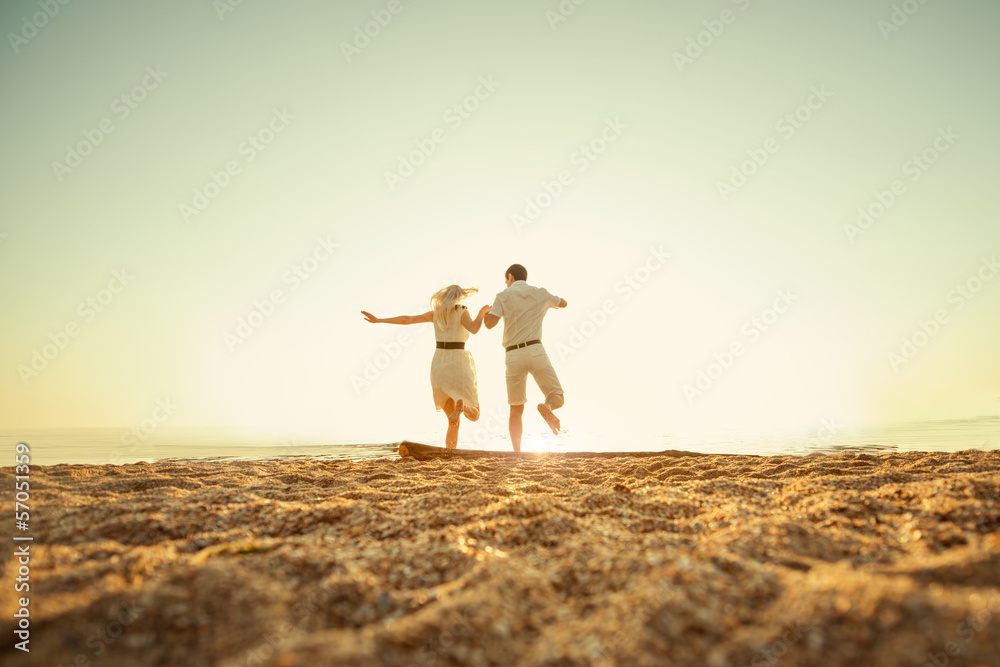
[430,284,478,322]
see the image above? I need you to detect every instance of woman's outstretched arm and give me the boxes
[361,310,433,325]
[462,305,491,334]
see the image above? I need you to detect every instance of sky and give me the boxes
[2,0,999,447]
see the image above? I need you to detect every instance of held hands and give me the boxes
[477,305,491,318]
[361,310,380,324]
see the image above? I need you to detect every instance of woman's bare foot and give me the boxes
[537,403,560,435]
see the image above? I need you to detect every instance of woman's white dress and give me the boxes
[430,306,480,420]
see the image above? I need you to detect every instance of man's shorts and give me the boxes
[505,344,563,406]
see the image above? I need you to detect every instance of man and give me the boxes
[484,263,567,452]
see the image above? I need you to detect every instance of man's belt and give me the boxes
[505,339,541,352]
[436,341,465,349]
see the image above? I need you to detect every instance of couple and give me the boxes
[361,264,566,451]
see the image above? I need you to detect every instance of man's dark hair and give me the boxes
[505,264,527,282]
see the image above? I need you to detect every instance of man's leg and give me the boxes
[509,404,525,452]
[531,350,564,435]
[505,350,529,452]
[537,399,561,435]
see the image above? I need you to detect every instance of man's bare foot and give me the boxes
[537,403,560,435]
[449,399,464,425]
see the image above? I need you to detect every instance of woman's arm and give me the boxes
[361,310,433,325]
[462,305,491,334]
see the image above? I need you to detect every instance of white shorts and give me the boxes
[504,344,563,406]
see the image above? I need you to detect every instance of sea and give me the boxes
[2,417,998,466]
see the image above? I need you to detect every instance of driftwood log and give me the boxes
[397,441,711,461]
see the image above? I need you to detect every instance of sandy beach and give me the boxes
[3,448,999,666]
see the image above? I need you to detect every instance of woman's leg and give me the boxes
[445,419,460,448]
[444,398,461,448]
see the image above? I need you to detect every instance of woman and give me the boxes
[361,285,490,448]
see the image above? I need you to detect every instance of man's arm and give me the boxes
[484,297,503,329]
